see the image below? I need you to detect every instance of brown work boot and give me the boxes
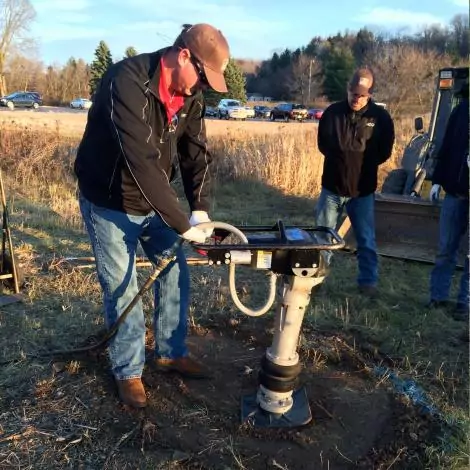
[154,356,211,379]
[115,378,147,408]
[358,285,378,299]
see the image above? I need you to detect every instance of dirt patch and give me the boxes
[146,333,392,470]
[0,324,440,470]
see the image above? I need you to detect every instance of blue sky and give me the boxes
[30,0,468,65]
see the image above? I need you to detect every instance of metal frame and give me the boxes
[0,169,22,305]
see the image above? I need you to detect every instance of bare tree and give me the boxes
[450,14,469,58]
[44,64,61,102]
[0,0,36,95]
[365,43,451,115]
[38,59,90,105]
[289,54,322,105]
[4,53,42,91]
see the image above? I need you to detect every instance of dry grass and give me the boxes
[0,125,81,228]
[210,116,418,198]
[212,125,323,196]
[0,114,466,470]
[0,108,420,212]
[0,110,87,138]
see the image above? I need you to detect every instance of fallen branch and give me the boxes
[386,447,406,470]
[0,426,35,443]
[335,445,354,464]
[314,401,346,430]
[103,422,140,467]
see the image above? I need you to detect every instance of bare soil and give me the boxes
[1,314,439,470]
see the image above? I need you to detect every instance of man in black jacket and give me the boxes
[315,68,395,297]
[74,23,230,408]
[428,84,469,320]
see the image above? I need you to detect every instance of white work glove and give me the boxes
[189,210,213,238]
[181,226,208,243]
[429,184,441,202]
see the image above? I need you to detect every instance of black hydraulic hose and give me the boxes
[35,238,184,357]
[27,221,244,359]
[0,221,345,365]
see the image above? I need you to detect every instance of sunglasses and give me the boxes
[189,54,209,87]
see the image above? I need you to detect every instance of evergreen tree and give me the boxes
[204,58,246,105]
[305,36,322,57]
[89,40,113,95]
[353,28,376,65]
[124,46,138,58]
[278,48,292,68]
[322,46,355,101]
[270,52,280,72]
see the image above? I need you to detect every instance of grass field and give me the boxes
[0,112,467,470]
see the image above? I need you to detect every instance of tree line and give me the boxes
[88,42,247,105]
[0,0,467,114]
[245,14,468,113]
[1,40,139,105]
[2,34,247,107]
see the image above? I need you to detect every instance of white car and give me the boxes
[244,106,255,118]
[217,99,249,120]
[70,98,92,109]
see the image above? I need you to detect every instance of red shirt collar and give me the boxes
[159,57,184,124]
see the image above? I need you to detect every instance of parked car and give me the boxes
[7,90,42,101]
[244,106,255,119]
[205,105,217,117]
[269,103,308,122]
[70,98,92,109]
[254,105,271,119]
[216,99,249,120]
[26,91,42,101]
[0,92,42,109]
[308,108,324,120]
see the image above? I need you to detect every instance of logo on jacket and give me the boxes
[366,122,375,127]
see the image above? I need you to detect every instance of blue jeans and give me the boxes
[315,188,378,287]
[79,194,190,380]
[430,194,469,305]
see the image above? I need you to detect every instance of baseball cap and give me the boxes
[349,68,374,95]
[177,24,230,93]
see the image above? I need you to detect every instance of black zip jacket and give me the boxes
[318,100,395,197]
[432,98,469,199]
[74,48,212,234]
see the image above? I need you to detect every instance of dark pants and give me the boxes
[430,193,469,305]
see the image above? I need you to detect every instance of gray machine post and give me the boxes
[189,222,343,428]
[241,264,327,427]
